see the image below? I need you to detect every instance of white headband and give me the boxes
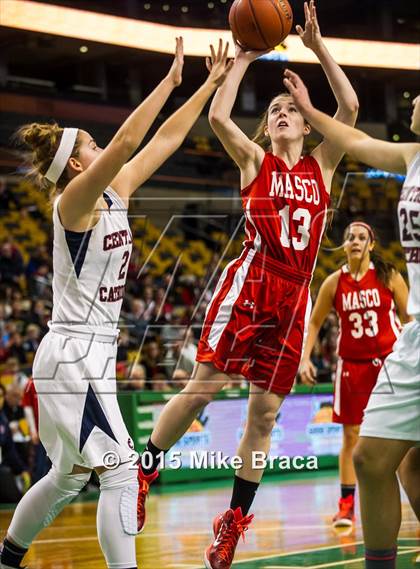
[44,127,78,184]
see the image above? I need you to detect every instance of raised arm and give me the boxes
[297,1,358,177]
[283,69,420,174]
[59,38,184,225]
[299,272,338,385]
[113,40,234,194]
[208,45,265,182]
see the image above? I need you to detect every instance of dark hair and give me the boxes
[252,92,309,150]
[13,122,81,199]
[343,222,396,287]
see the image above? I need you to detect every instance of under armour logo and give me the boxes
[243,300,255,309]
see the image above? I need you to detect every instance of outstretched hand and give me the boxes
[205,39,234,87]
[296,0,323,52]
[283,69,313,116]
[167,36,184,87]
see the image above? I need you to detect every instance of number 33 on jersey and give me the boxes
[334,263,402,360]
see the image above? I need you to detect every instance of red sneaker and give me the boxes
[137,465,159,533]
[333,495,355,527]
[204,507,254,569]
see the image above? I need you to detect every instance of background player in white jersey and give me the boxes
[300,222,409,528]
[0,39,233,569]
[284,70,419,569]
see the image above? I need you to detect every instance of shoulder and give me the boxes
[304,153,322,170]
[101,184,129,210]
[320,270,341,297]
[387,269,404,292]
[256,151,273,169]
[328,269,342,287]
[308,148,337,194]
[403,146,420,171]
[240,150,271,191]
[104,186,128,210]
[303,154,329,189]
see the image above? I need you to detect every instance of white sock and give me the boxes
[97,463,138,569]
[7,466,90,549]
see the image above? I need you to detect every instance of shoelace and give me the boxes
[217,514,254,561]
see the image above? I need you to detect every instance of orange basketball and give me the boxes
[229,0,293,51]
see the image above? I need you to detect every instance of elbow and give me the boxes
[115,130,137,155]
[208,110,226,128]
[400,307,412,324]
[123,136,138,155]
[349,99,359,115]
[338,99,359,123]
[345,96,359,117]
[156,131,182,154]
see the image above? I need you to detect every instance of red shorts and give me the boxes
[333,357,386,424]
[196,248,312,395]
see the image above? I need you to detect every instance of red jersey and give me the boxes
[21,378,39,429]
[334,264,401,360]
[241,153,330,275]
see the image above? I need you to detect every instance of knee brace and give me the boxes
[7,466,91,549]
[99,462,139,536]
[44,467,91,527]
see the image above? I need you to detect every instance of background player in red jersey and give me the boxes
[300,221,410,528]
[136,4,359,568]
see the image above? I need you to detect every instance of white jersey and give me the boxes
[398,151,420,318]
[51,187,132,331]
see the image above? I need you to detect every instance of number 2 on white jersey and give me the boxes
[279,206,311,251]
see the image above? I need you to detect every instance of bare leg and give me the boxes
[151,362,230,450]
[339,424,360,485]
[235,384,284,483]
[353,436,414,549]
[398,446,420,520]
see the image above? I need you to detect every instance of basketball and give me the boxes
[229,0,293,51]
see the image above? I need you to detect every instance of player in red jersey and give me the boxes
[136,3,358,567]
[300,221,410,528]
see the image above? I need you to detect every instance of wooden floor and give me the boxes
[1,472,419,568]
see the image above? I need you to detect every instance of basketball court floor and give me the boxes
[1,470,418,568]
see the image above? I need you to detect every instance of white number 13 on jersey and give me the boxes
[278,206,311,251]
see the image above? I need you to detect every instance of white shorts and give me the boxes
[360,319,420,443]
[33,329,134,473]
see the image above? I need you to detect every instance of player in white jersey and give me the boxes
[0,39,233,569]
[283,71,419,569]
